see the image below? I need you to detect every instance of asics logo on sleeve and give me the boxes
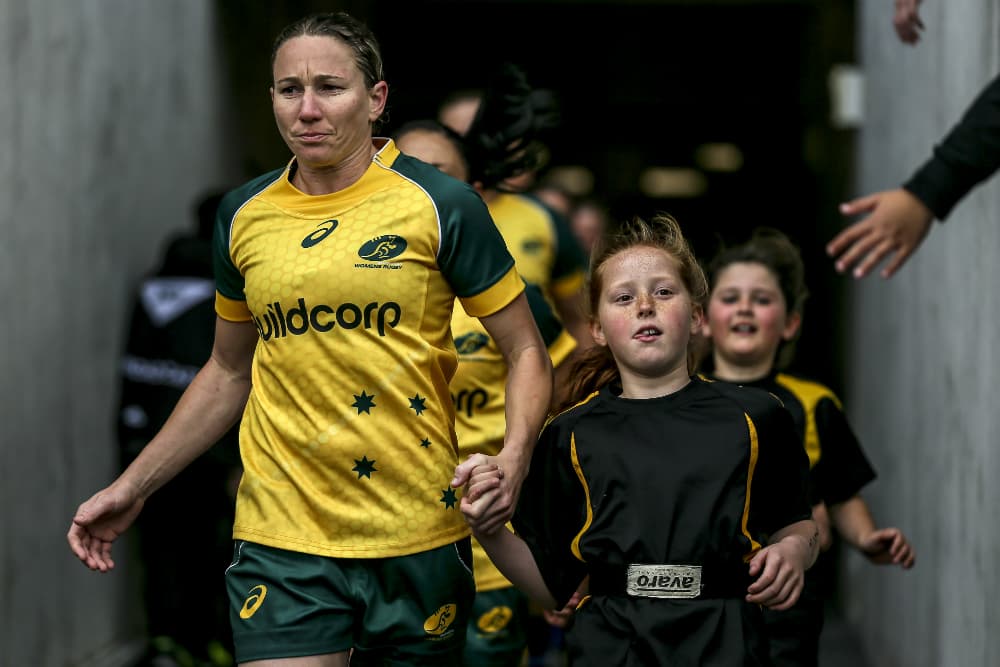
[254,298,401,340]
[301,220,339,248]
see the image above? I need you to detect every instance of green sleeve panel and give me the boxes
[212,168,285,302]
[392,153,516,300]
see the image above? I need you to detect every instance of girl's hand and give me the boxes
[858,527,916,569]
[745,540,807,610]
[543,589,583,629]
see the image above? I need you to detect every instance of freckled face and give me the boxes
[590,246,700,391]
[703,262,797,371]
[270,35,386,169]
[395,129,469,181]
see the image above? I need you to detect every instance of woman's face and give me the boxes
[270,35,387,169]
[395,129,469,181]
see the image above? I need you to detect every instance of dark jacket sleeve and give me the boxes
[116,251,241,471]
[903,72,1000,220]
[117,289,163,465]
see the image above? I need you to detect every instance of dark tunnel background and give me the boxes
[216,0,857,393]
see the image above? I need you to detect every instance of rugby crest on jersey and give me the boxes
[356,234,408,269]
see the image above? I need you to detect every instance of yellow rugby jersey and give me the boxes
[487,192,587,303]
[450,283,577,591]
[212,139,523,558]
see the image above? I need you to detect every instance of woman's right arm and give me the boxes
[68,317,257,571]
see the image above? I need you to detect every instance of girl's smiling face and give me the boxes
[703,261,801,379]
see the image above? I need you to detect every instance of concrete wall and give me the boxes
[0,1,239,665]
[840,1,999,665]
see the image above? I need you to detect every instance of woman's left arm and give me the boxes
[453,291,552,535]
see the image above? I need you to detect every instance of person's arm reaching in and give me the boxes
[828,72,1000,279]
[829,189,934,279]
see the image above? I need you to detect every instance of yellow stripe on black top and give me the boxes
[741,413,764,557]
[570,431,594,562]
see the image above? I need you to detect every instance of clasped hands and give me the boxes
[451,452,519,536]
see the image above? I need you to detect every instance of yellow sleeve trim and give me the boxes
[776,374,840,468]
[459,267,525,318]
[215,292,253,322]
[548,330,578,369]
[551,270,585,299]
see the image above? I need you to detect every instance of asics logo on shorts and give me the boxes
[423,603,458,636]
[239,584,268,619]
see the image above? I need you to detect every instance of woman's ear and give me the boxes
[369,81,388,121]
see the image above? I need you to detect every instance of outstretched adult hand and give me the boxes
[893,0,925,45]
[67,481,145,572]
[827,188,934,279]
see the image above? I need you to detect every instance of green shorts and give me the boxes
[464,586,530,667]
[225,538,475,665]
